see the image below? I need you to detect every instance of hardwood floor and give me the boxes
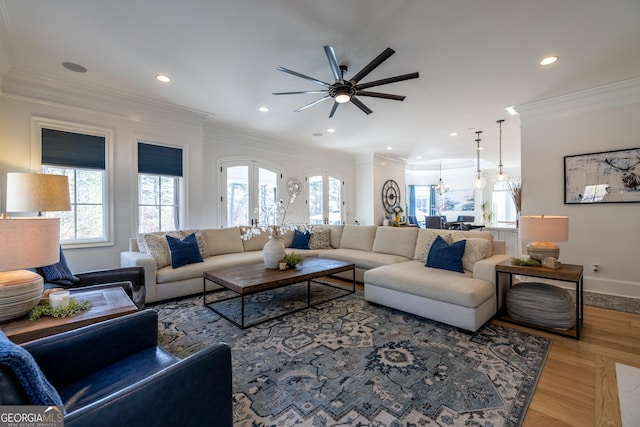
[493,305,640,427]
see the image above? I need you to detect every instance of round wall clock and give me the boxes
[381,179,400,214]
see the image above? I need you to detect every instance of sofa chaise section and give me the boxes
[364,228,512,331]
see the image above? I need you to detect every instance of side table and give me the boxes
[0,286,138,344]
[495,261,584,339]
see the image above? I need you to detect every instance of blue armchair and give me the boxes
[0,310,232,427]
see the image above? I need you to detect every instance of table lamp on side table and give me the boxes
[1,172,71,322]
[519,215,569,267]
[0,218,61,321]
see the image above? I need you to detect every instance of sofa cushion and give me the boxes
[201,228,244,256]
[426,235,466,273]
[322,248,409,270]
[308,228,332,250]
[240,227,272,252]
[166,233,204,269]
[323,224,344,249]
[156,251,264,284]
[372,227,418,259]
[290,230,312,249]
[339,225,378,251]
[363,260,493,309]
[452,234,492,272]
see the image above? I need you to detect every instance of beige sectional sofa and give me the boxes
[120,224,512,331]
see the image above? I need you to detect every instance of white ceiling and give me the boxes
[1,0,639,171]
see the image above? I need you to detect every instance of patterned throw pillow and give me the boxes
[143,231,183,269]
[194,230,210,259]
[308,228,331,250]
[452,235,492,272]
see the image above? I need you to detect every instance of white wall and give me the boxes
[0,70,356,273]
[519,76,640,298]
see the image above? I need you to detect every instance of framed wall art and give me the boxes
[564,147,640,204]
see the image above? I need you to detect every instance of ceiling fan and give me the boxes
[273,46,419,118]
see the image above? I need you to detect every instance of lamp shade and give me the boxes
[0,218,60,271]
[519,215,569,242]
[6,172,71,213]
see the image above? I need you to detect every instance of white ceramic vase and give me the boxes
[263,237,286,269]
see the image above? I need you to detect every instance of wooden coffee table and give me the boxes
[203,257,355,328]
[0,286,138,344]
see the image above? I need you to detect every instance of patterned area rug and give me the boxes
[153,282,550,427]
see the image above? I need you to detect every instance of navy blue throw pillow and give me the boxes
[166,233,203,269]
[426,235,466,273]
[41,246,80,285]
[290,230,312,249]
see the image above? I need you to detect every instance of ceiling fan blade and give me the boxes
[273,90,328,95]
[324,46,342,82]
[277,67,331,88]
[350,47,395,84]
[356,91,406,101]
[329,102,339,118]
[294,95,332,112]
[355,72,420,90]
[350,97,373,115]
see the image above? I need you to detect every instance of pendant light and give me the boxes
[473,130,486,190]
[435,160,449,196]
[495,119,510,182]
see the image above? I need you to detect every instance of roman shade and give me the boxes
[42,128,105,169]
[138,143,183,177]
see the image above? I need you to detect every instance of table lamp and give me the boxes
[1,172,70,322]
[6,172,70,215]
[519,215,569,264]
[0,218,61,321]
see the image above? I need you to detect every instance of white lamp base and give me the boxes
[0,270,44,322]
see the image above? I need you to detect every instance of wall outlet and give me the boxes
[592,264,599,272]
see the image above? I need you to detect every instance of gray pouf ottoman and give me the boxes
[506,282,576,330]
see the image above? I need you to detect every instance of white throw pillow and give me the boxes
[452,235,492,272]
[143,231,183,269]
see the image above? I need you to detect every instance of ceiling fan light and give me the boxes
[335,93,350,103]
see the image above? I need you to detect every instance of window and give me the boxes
[38,125,110,246]
[137,143,183,233]
[221,160,280,227]
[492,181,518,225]
[308,172,343,225]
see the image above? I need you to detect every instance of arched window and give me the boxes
[307,171,343,225]
[220,160,282,227]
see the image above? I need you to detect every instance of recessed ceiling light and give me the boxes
[416,156,422,160]
[259,106,269,112]
[62,62,87,73]
[327,128,335,133]
[540,56,559,66]
[156,74,171,83]
[386,146,392,151]
[449,132,458,137]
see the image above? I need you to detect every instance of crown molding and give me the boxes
[1,68,212,128]
[518,76,640,126]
